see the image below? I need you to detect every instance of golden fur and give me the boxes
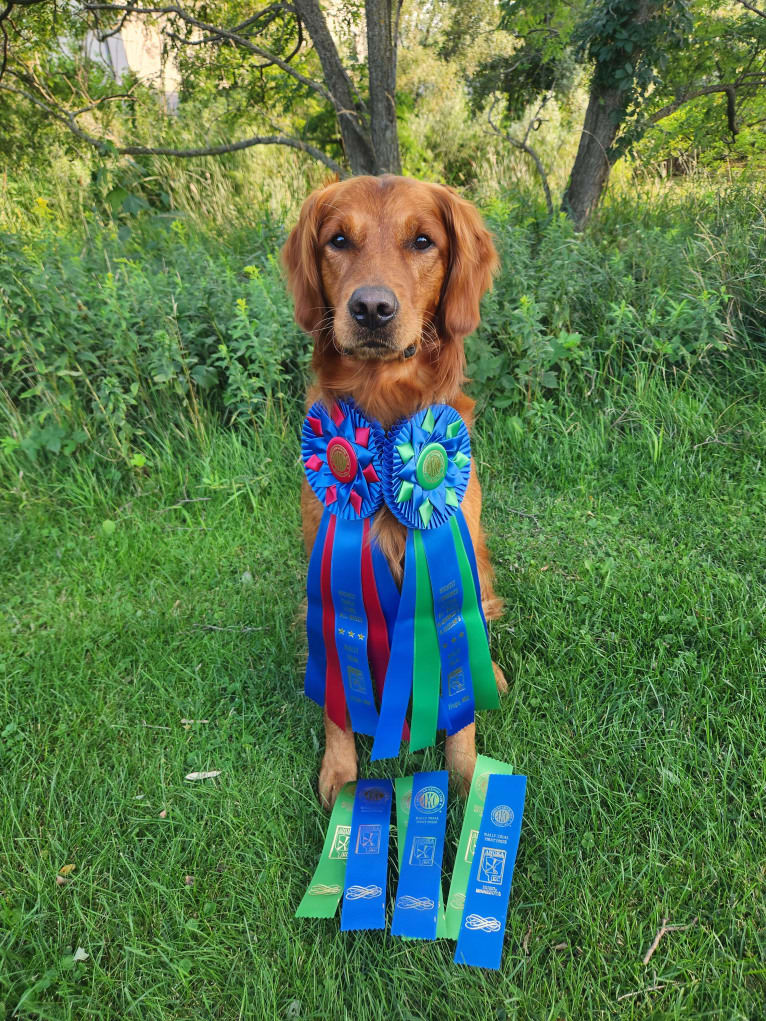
[283,175,505,808]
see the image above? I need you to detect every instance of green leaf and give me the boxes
[106,187,129,212]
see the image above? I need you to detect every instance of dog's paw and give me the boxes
[318,754,358,812]
[447,751,477,798]
[445,725,477,798]
[493,660,508,695]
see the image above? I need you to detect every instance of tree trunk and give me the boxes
[365,0,402,174]
[561,82,623,230]
[293,0,376,175]
[562,0,663,229]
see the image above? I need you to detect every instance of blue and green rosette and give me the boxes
[372,405,499,758]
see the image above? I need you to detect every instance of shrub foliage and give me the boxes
[1,183,763,468]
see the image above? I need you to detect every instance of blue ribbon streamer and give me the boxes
[421,523,476,737]
[370,534,417,761]
[304,508,331,706]
[455,509,488,637]
[392,771,449,940]
[340,779,393,931]
[371,540,400,643]
[330,518,379,736]
[454,773,527,970]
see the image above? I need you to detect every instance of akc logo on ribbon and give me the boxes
[490,804,514,827]
[414,786,446,814]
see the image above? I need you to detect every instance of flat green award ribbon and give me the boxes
[395,777,448,938]
[295,782,355,919]
[444,755,516,939]
[410,531,441,751]
[449,516,499,710]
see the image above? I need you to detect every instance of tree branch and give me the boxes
[732,0,766,18]
[292,0,373,162]
[0,0,50,82]
[650,78,766,123]
[84,3,332,102]
[0,80,347,173]
[163,4,303,70]
[488,95,554,216]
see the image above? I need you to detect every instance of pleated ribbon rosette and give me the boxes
[371,404,499,759]
[302,399,400,735]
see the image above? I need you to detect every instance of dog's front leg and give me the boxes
[318,709,358,810]
[444,722,476,796]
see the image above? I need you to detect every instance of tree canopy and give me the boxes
[1,0,764,226]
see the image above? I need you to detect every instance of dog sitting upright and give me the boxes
[283,175,506,809]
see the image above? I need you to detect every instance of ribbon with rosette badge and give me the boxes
[302,399,400,735]
[371,405,499,758]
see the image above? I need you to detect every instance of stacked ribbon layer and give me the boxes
[296,759,528,971]
[302,399,499,753]
[302,399,399,736]
[374,405,499,758]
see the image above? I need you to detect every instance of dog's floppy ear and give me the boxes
[282,185,330,336]
[435,185,499,343]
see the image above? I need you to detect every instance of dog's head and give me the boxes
[282,175,498,366]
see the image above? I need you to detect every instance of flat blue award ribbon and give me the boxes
[454,773,527,970]
[370,534,417,761]
[421,523,475,736]
[454,510,488,636]
[340,779,393,931]
[330,518,379,736]
[394,777,448,938]
[392,771,449,940]
[371,540,400,642]
[304,508,331,706]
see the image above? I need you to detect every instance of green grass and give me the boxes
[1,368,765,1019]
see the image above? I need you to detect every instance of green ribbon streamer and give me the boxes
[394,777,448,939]
[449,515,500,712]
[295,782,355,919]
[444,755,516,939]
[410,530,441,751]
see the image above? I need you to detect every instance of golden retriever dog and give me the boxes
[283,175,506,809]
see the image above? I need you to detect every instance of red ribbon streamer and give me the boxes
[361,519,390,704]
[361,521,410,742]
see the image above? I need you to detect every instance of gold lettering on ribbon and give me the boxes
[329,445,350,476]
[423,450,444,481]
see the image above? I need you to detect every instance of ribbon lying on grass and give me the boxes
[340,779,393,931]
[295,782,355,919]
[454,773,527,970]
[371,405,499,759]
[392,771,449,940]
[444,753,517,939]
[302,400,400,735]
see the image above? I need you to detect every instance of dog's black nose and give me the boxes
[348,287,398,330]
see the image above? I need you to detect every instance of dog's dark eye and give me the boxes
[413,234,433,251]
[329,234,349,249]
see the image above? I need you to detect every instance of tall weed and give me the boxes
[1,176,763,480]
